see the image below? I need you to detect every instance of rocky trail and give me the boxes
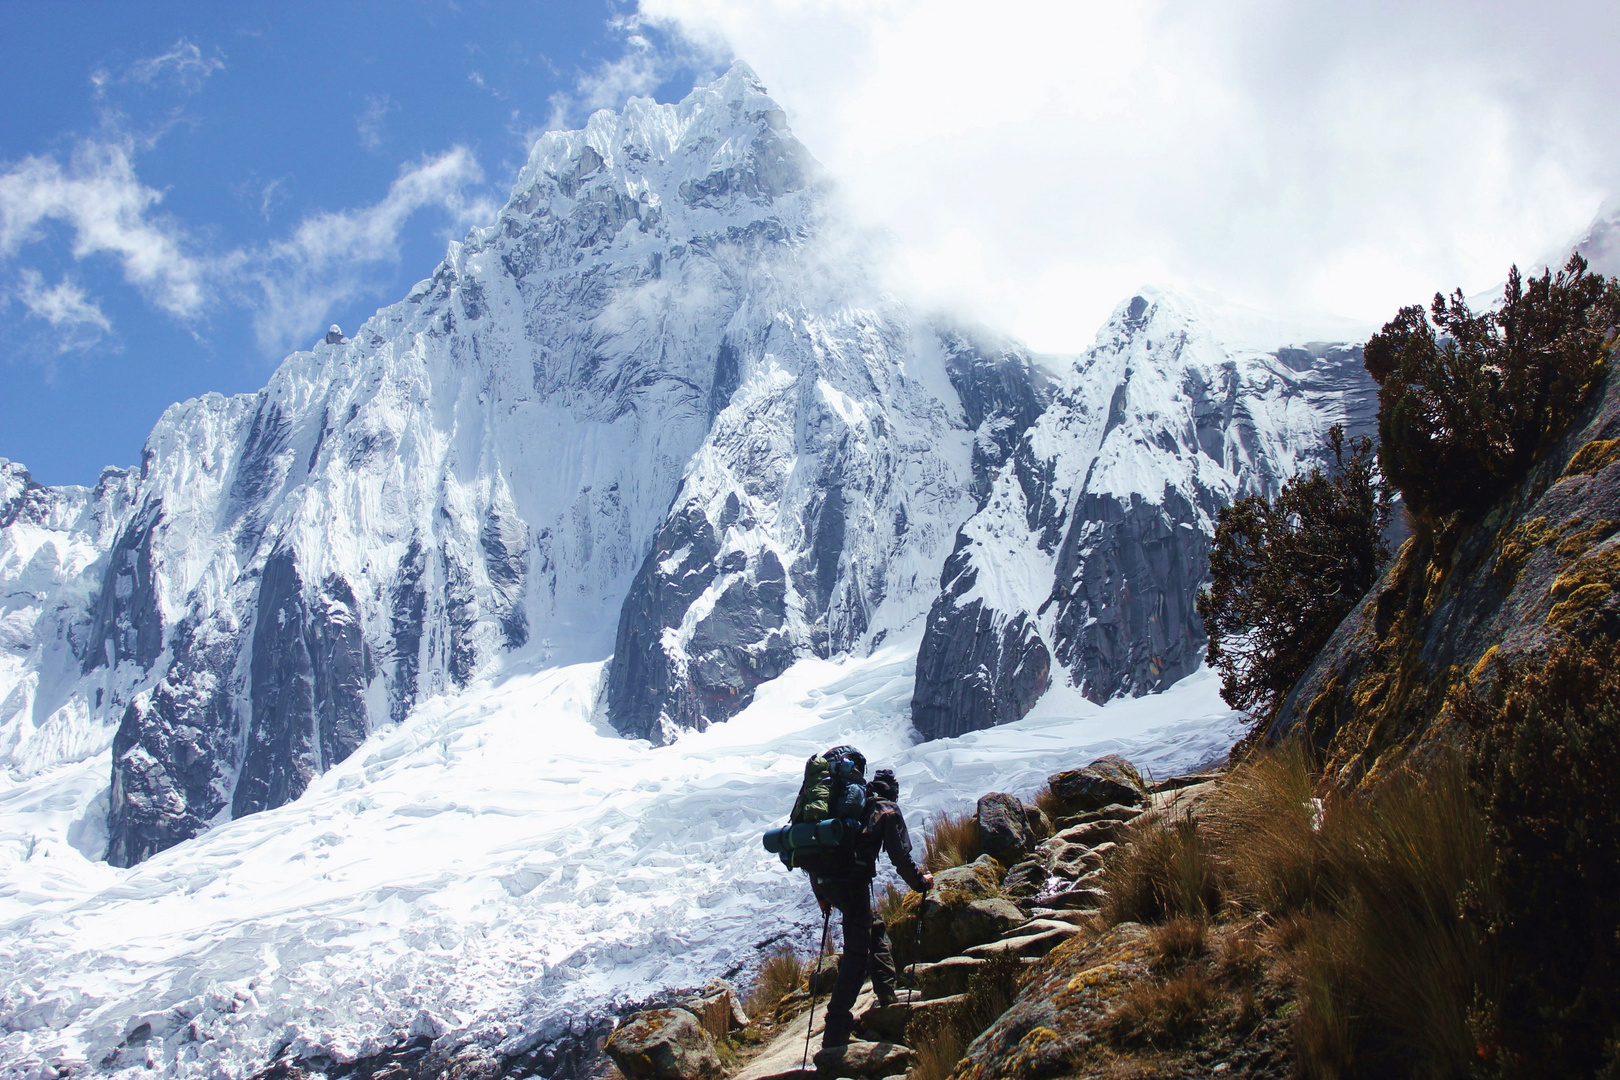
[603,756,1220,1080]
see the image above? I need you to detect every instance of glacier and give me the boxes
[0,62,1381,1079]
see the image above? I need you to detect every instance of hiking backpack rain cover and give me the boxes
[762,746,866,871]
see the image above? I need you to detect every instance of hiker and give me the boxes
[812,767,932,1050]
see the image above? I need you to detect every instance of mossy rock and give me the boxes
[604,1008,722,1080]
[889,855,1019,962]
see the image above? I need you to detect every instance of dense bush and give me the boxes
[1455,637,1620,1077]
[1198,425,1391,718]
[1364,253,1620,531]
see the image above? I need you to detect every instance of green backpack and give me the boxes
[762,746,868,870]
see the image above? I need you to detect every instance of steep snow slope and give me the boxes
[0,641,1244,1080]
[912,290,1378,737]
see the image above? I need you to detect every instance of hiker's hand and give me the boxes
[819,897,831,916]
[919,873,934,892]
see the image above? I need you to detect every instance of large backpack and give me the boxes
[762,746,867,871]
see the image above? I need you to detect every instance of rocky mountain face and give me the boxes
[1273,359,1620,787]
[911,295,1379,739]
[0,66,1374,867]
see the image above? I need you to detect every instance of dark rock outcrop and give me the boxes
[107,548,372,865]
[976,792,1034,864]
[233,549,372,819]
[82,501,165,673]
[1045,755,1148,817]
[1273,361,1620,786]
[106,615,238,867]
[912,293,1380,740]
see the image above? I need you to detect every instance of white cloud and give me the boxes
[91,38,225,95]
[0,139,207,318]
[0,135,497,357]
[639,0,1620,350]
[13,269,112,352]
[357,94,397,152]
[543,16,716,132]
[244,147,500,353]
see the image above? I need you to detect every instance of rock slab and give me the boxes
[812,1041,915,1078]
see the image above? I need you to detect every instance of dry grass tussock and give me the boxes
[1100,816,1221,926]
[1148,917,1208,969]
[742,945,805,1018]
[1095,742,1494,1078]
[1098,969,1217,1046]
[910,954,1028,1080]
[923,810,982,873]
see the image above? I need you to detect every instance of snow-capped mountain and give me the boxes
[912,292,1378,738]
[0,63,1390,1080]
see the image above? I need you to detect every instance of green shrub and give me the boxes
[1456,637,1620,1077]
[1198,425,1391,719]
[1364,253,1620,532]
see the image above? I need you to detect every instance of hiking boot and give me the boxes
[873,988,898,1009]
[820,1014,854,1050]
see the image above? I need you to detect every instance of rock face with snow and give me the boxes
[911,294,1378,739]
[0,66,1376,875]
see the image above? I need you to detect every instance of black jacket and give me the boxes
[818,797,927,891]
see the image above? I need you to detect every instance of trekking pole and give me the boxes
[908,887,927,992]
[802,905,832,1069]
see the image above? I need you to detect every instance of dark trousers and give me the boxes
[814,876,896,1038]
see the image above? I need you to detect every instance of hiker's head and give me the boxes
[867,769,898,802]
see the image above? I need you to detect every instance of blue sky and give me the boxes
[0,1,715,486]
[8,1,1618,487]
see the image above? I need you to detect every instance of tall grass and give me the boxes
[923,811,983,873]
[743,945,805,1018]
[1100,816,1222,925]
[1195,747,1493,1078]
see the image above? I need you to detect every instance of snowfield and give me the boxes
[0,641,1242,1080]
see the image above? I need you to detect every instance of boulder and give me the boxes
[859,994,964,1043]
[1000,856,1049,900]
[963,925,1079,960]
[680,979,749,1037]
[604,1008,722,1080]
[1044,887,1107,910]
[1060,802,1142,827]
[914,956,988,999]
[813,1041,915,1078]
[1022,802,1053,838]
[915,856,1021,960]
[998,918,1080,939]
[1045,755,1148,816]
[806,953,840,991]
[976,792,1034,863]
